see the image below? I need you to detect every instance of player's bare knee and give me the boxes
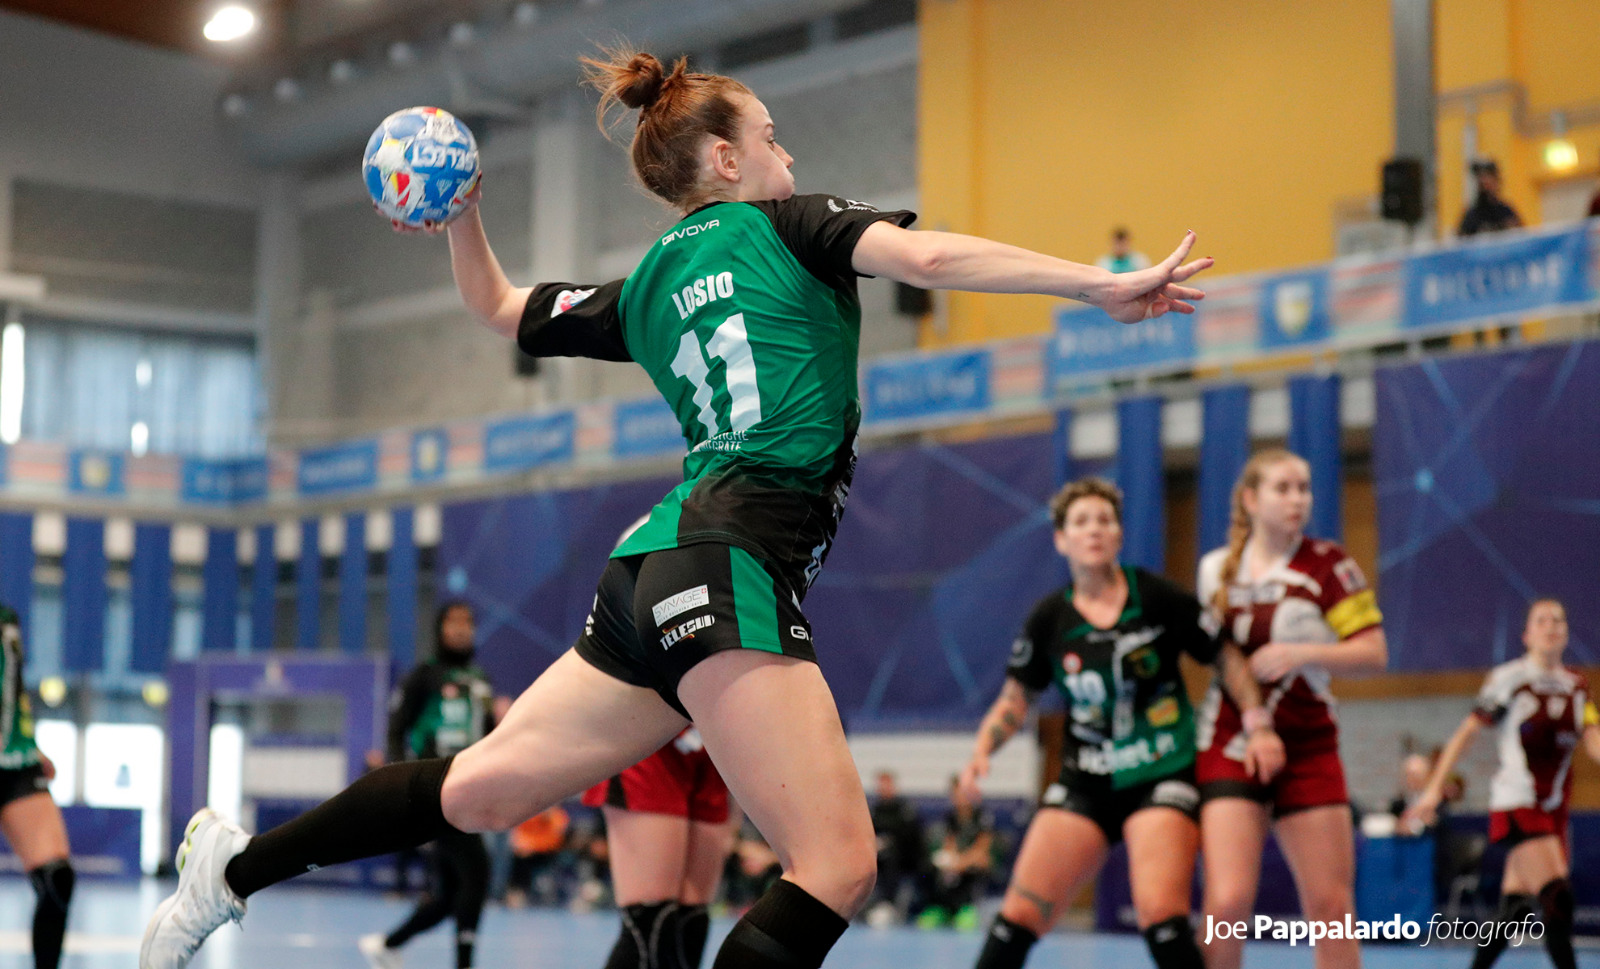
[1205,885,1254,923]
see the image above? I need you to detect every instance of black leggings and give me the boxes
[385,828,489,967]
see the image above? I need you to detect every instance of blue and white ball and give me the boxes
[362,106,481,228]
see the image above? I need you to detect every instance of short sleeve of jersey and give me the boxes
[1140,572,1219,664]
[1317,548,1383,640]
[518,278,630,361]
[1006,595,1059,693]
[750,195,917,294]
[1472,665,1517,725]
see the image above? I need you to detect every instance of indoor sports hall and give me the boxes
[0,2,1596,969]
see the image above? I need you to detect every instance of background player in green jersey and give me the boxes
[360,601,496,969]
[144,49,1213,969]
[959,480,1281,969]
[0,603,75,969]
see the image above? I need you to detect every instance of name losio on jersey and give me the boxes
[671,270,736,321]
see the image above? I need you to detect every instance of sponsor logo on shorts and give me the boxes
[661,615,715,650]
[653,585,711,625]
[1150,779,1200,812]
[790,625,811,641]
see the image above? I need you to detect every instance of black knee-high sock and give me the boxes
[225,758,457,898]
[28,860,73,969]
[387,892,454,949]
[672,904,711,969]
[1143,916,1204,969]
[605,901,675,969]
[974,915,1039,969]
[1470,893,1535,969]
[1538,878,1576,969]
[711,880,847,969]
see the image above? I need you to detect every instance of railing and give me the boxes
[2,219,1595,513]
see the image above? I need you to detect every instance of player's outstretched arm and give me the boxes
[959,679,1034,800]
[1401,713,1481,831]
[851,223,1214,324]
[442,195,532,339]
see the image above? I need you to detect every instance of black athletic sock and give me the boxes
[605,901,675,969]
[225,757,457,898]
[455,927,477,969]
[974,915,1039,969]
[386,892,453,949]
[28,860,73,969]
[1539,878,1576,969]
[711,880,848,969]
[1470,893,1535,969]
[673,904,712,969]
[1143,916,1204,969]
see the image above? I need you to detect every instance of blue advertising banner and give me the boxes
[1049,306,1195,386]
[68,451,125,496]
[410,429,449,484]
[298,440,379,496]
[1403,226,1593,331]
[483,412,575,473]
[181,458,268,505]
[1258,270,1331,349]
[613,399,684,459]
[864,350,990,423]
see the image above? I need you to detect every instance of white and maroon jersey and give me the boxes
[1196,537,1383,758]
[1473,658,1598,813]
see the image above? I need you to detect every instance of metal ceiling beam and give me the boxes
[234,0,869,167]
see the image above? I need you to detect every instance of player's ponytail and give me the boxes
[1212,448,1303,615]
[580,47,752,208]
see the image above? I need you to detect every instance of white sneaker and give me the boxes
[359,933,404,969]
[140,808,251,969]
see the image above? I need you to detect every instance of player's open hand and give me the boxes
[1101,231,1214,324]
[1400,792,1440,833]
[958,753,989,803]
[1249,642,1299,682]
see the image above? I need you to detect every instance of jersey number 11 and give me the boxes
[670,312,763,437]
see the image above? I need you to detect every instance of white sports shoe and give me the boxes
[140,808,251,969]
[359,933,405,969]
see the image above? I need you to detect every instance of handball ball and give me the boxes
[362,106,481,228]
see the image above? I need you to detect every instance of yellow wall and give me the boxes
[918,0,1396,347]
[1436,0,1600,233]
[920,0,1600,349]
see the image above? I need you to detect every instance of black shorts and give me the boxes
[0,763,51,810]
[1039,764,1200,844]
[575,542,817,718]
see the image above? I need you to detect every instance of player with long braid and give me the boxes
[142,48,1212,969]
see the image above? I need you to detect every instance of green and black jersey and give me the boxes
[517,195,916,595]
[1008,568,1217,789]
[387,660,496,762]
[0,604,40,771]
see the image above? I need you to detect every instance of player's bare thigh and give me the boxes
[998,808,1108,934]
[680,816,738,905]
[442,649,687,831]
[1502,834,1567,894]
[602,807,691,906]
[0,792,70,869]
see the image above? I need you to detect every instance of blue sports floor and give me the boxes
[0,879,1588,969]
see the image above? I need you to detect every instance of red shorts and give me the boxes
[1196,741,1348,818]
[1489,805,1570,857]
[582,737,730,824]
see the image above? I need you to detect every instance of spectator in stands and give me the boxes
[1096,227,1152,274]
[918,776,995,931]
[866,770,928,923]
[1458,159,1524,237]
[504,804,570,908]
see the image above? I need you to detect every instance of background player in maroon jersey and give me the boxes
[1404,598,1600,969]
[582,727,737,969]
[1195,449,1388,969]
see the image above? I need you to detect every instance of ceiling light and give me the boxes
[388,41,415,65]
[329,59,357,83]
[449,22,475,47]
[221,93,249,117]
[1544,138,1579,172]
[273,77,301,101]
[203,5,257,42]
[512,3,539,27]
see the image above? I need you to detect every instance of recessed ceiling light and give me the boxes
[203,5,257,43]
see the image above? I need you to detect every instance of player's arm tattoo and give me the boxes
[981,680,1033,754]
